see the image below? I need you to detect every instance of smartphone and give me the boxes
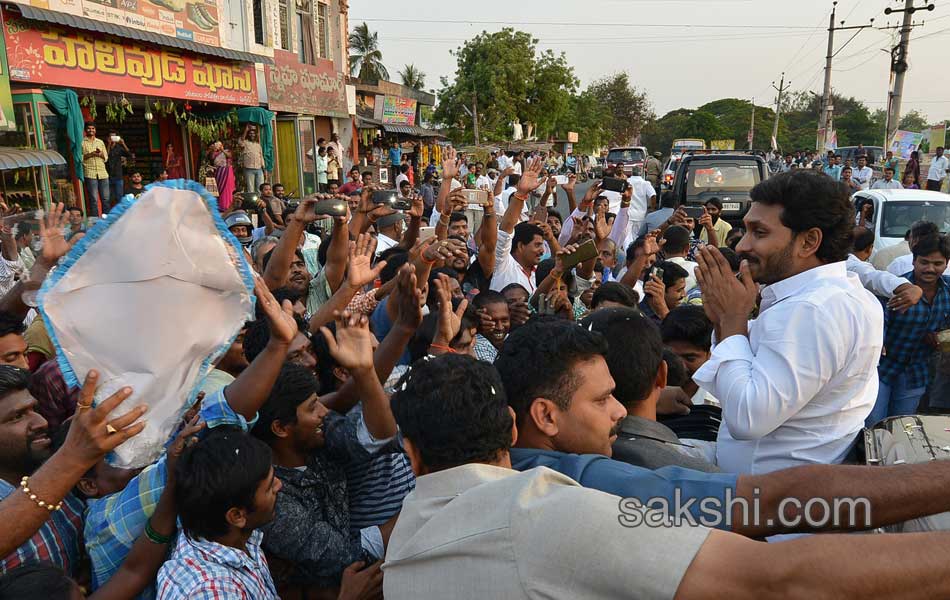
[650,266,665,281]
[601,177,628,193]
[1,210,42,226]
[560,238,598,270]
[461,188,490,207]
[312,199,347,217]
[372,190,411,211]
[554,175,569,185]
[419,226,436,241]
[682,206,704,219]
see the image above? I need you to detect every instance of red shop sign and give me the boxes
[264,49,347,118]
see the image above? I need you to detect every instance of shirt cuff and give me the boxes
[360,526,385,559]
[355,410,395,453]
[691,333,754,393]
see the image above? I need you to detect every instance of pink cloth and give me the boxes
[213,151,236,212]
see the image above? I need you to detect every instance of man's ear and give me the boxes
[798,228,823,259]
[270,418,293,440]
[508,406,519,447]
[403,437,428,477]
[527,398,561,438]
[76,476,98,498]
[655,359,668,391]
[225,506,248,530]
[333,366,349,383]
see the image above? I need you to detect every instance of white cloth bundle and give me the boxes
[39,181,254,468]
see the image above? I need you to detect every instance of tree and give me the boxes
[349,22,389,81]
[399,64,426,91]
[899,109,930,133]
[586,73,654,146]
[435,28,578,144]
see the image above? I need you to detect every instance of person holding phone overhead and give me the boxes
[164,142,184,180]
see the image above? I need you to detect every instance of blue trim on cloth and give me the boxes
[38,179,256,408]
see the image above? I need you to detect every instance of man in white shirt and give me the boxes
[394,164,409,192]
[661,225,699,292]
[871,167,903,190]
[694,170,883,474]
[374,212,405,256]
[490,158,544,292]
[886,221,950,276]
[926,146,949,191]
[852,155,874,190]
[848,226,922,309]
[474,165,493,191]
[625,166,657,245]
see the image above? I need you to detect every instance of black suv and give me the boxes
[671,152,769,225]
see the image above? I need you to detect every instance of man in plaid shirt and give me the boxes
[868,233,950,426]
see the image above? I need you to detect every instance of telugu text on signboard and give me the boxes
[375,94,416,126]
[264,49,347,118]
[4,12,258,105]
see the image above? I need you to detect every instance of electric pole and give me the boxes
[749,98,755,151]
[817,2,876,151]
[885,0,934,148]
[771,73,789,151]
[472,94,480,145]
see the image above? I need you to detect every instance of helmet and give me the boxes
[224,211,253,246]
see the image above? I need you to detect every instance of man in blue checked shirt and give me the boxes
[867,233,950,427]
[81,280,298,598]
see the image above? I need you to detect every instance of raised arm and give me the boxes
[620,230,662,289]
[398,193,425,251]
[323,212,351,293]
[309,234,386,334]
[477,195,499,277]
[262,199,315,290]
[563,173,578,213]
[224,277,295,420]
[0,204,69,318]
[500,157,544,234]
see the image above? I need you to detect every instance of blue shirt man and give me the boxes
[388,145,402,167]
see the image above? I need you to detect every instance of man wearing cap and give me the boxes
[225,211,254,248]
[375,212,406,256]
[645,151,663,188]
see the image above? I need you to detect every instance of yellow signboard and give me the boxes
[710,139,735,150]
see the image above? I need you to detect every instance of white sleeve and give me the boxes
[495,228,514,273]
[692,303,842,440]
[609,204,630,248]
[886,256,907,276]
[558,208,586,247]
[429,207,441,227]
[847,256,908,298]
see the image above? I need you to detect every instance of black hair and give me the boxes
[591,281,640,309]
[495,318,607,422]
[660,305,713,352]
[910,221,939,245]
[655,260,689,289]
[15,223,32,238]
[663,348,688,388]
[663,226,691,255]
[449,212,468,224]
[718,247,741,272]
[0,563,75,598]
[546,207,563,224]
[259,182,272,192]
[749,170,854,263]
[408,304,478,362]
[400,164,409,174]
[311,321,339,394]
[251,363,319,444]
[511,222,543,255]
[272,286,305,306]
[581,308,662,407]
[390,354,512,471]
[705,197,723,210]
[500,283,529,300]
[472,289,507,310]
[243,315,306,362]
[378,249,410,284]
[175,427,273,540]
[261,247,305,273]
[0,365,29,402]
[853,228,875,254]
[0,311,26,338]
[426,267,460,307]
[661,191,677,208]
[912,234,950,261]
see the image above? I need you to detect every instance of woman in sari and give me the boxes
[211,141,235,212]
[165,142,185,179]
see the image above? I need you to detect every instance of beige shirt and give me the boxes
[870,240,909,271]
[241,139,265,170]
[383,464,710,599]
[699,217,732,246]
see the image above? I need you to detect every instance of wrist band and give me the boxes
[19,476,62,512]
[145,518,172,544]
[429,343,457,354]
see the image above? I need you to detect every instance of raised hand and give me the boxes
[348,233,385,289]
[644,274,668,319]
[563,173,577,192]
[545,176,557,194]
[254,274,297,345]
[644,229,664,256]
[694,245,757,328]
[423,237,467,263]
[555,243,579,275]
[391,264,424,329]
[432,273,469,345]
[593,206,610,241]
[582,181,602,208]
[407,193,425,219]
[166,412,205,471]
[38,203,69,267]
[516,157,545,196]
[446,187,468,213]
[292,198,321,223]
[442,146,461,180]
[319,311,375,372]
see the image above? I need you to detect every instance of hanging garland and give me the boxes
[175,108,239,144]
[79,94,97,120]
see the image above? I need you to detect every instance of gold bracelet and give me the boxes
[19,476,62,512]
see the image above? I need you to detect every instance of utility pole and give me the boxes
[771,73,789,151]
[749,98,755,151]
[472,93,480,146]
[817,2,876,151]
[885,0,934,148]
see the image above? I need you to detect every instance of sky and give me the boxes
[349,0,950,121]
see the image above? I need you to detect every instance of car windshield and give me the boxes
[880,201,950,238]
[687,163,760,193]
[607,149,645,163]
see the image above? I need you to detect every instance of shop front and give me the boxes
[265,49,347,198]
[2,4,262,214]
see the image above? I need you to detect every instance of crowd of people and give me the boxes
[2,139,950,598]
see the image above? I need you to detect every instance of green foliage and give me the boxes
[399,64,426,91]
[585,73,654,147]
[349,22,389,81]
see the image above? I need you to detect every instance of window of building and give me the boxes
[278,0,291,51]
[296,0,315,64]
[252,0,264,45]
[316,1,329,59]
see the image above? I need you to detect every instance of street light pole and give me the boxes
[885,0,934,148]
[771,73,789,151]
[819,2,837,152]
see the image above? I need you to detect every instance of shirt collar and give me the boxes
[618,416,680,443]
[412,463,515,499]
[760,261,847,310]
[186,530,264,570]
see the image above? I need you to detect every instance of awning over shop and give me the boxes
[0,147,66,170]
[10,3,273,64]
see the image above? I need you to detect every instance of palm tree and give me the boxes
[399,64,426,91]
[348,22,389,81]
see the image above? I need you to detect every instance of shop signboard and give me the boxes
[0,11,15,131]
[264,50,347,118]
[930,124,946,152]
[375,94,416,126]
[4,14,258,105]
[15,0,223,48]
[889,130,924,160]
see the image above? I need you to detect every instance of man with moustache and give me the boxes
[693,170,883,474]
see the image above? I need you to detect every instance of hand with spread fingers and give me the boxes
[348,233,386,289]
[254,274,297,345]
[442,147,461,180]
[694,245,758,337]
[515,157,545,196]
[888,283,924,313]
[392,264,424,329]
[38,202,69,267]
[432,274,469,345]
[319,311,376,373]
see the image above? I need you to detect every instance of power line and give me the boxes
[354,16,821,30]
